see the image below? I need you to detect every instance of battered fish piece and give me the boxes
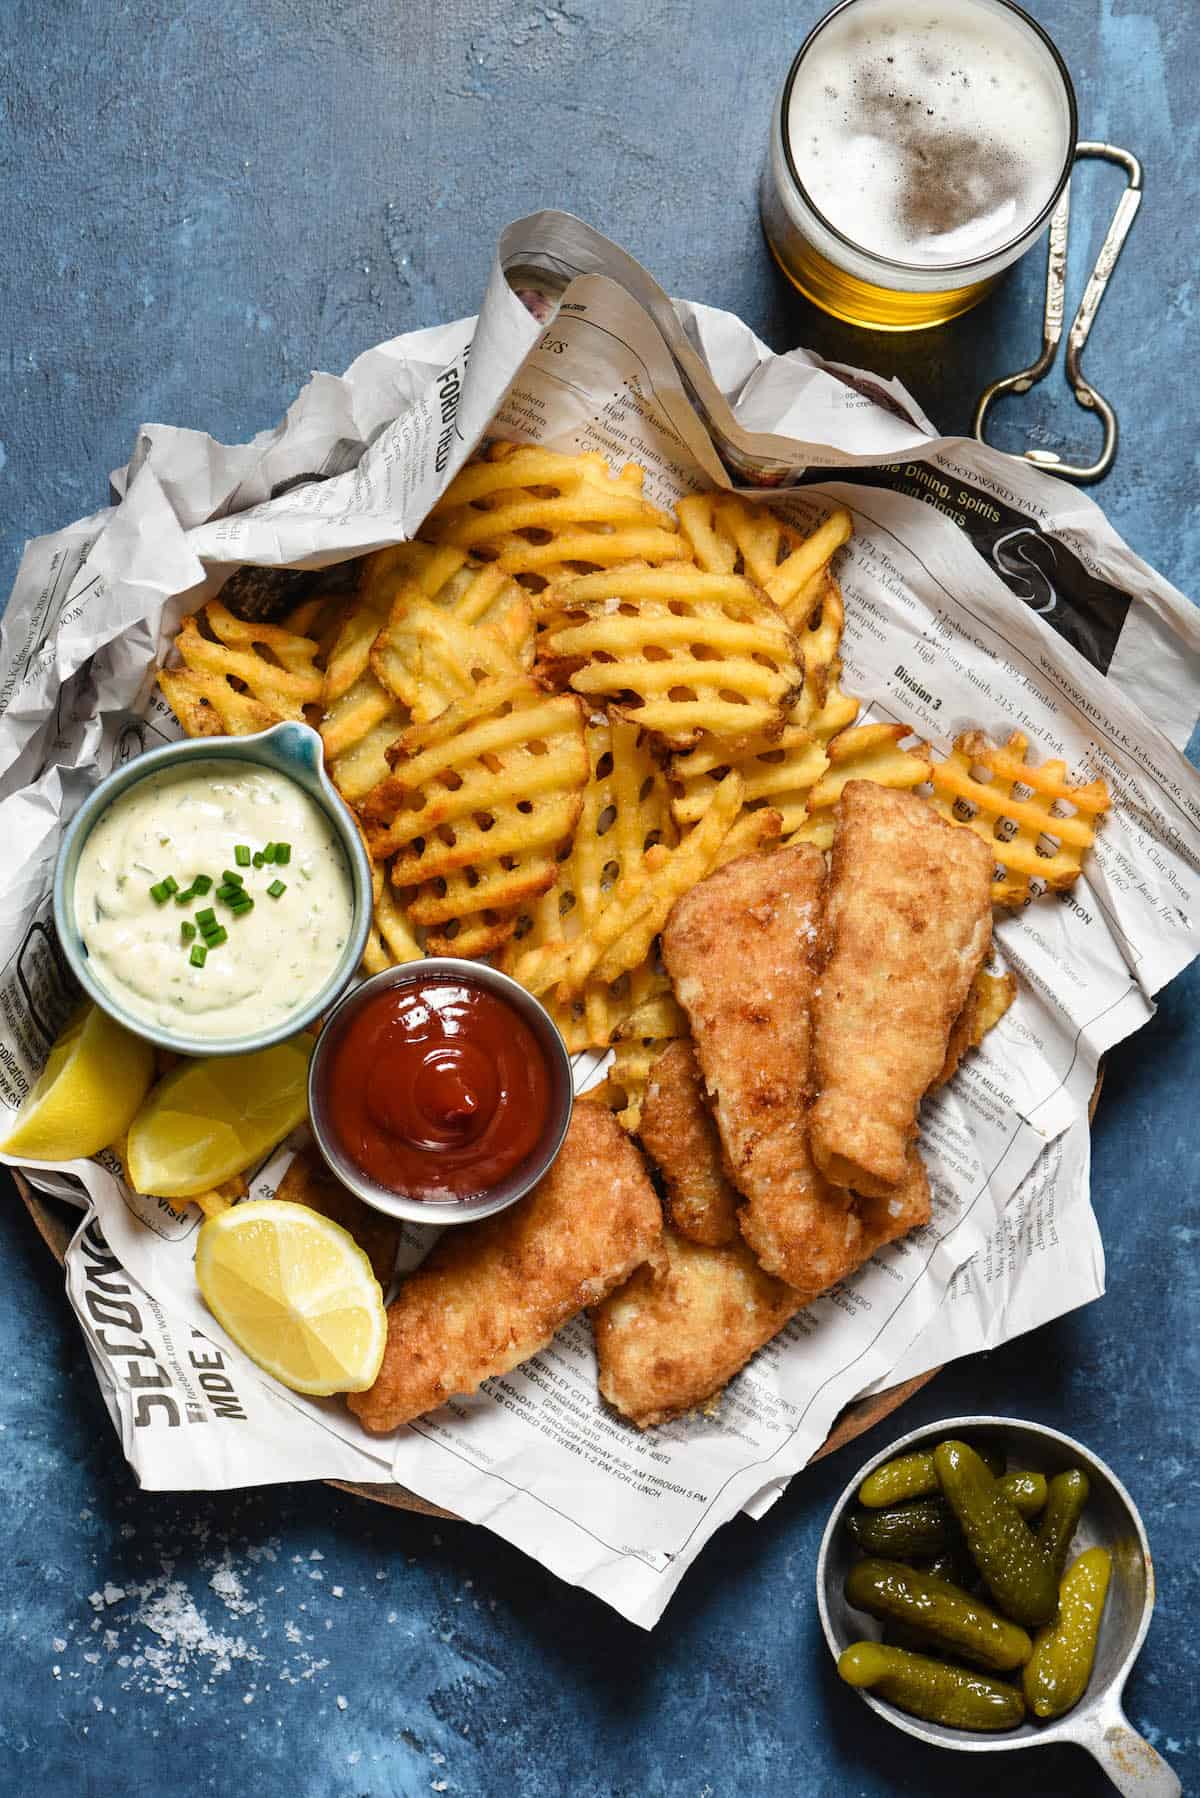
[810,782,993,1198]
[348,1105,662,1432]
[856,1146,933,1256]
[663,845,864,1292]
[276,1149,401,1287]
[639,1038,740,1247]
[594,1227,804,1428]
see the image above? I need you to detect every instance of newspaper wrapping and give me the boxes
[2,213,1198,1627]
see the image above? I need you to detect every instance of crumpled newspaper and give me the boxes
[3,211,1198,1627]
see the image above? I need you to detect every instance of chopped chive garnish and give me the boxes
[161,875,179,896]
[230,895,254,914]
[174,884,196,905]
[195,907,216,927]
[181,921,196,943]
[234,844,251,867]
[216,884,242,903]
[205,925,228,947]
[222,869,244,887]
[189,943,207,968]
[201,918,223,939]
[267,879,286,899]
[252,851,265,868]
[274,843,291,865]
[150,881,170,904]
[262,842,277,863]
[192,874,213,895]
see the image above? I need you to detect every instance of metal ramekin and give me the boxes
[53,721,372,1058]
[817,1414,1180,1794]
[307,958,574,1226]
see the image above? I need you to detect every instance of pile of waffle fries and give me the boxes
[157,441,1110,1120]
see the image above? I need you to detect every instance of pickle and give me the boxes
[1002,1471,1048,1518]
[859,1442,1004,1508]
[933,1440,1059,1627]
[846,1557,1033,1672]
[847,1474,1047,1559]
[1036,1470,1090,1581]
[1023,1547,1111,1719]
[847,1500,953,1558]
[838,1641,1026,1732]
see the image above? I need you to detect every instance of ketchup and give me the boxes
[321,976,553,1201]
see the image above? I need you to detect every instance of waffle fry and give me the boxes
[361,676,588,958]
[362,540,530,653]
[319,586,406,805]
[423,441,685,590]
[677,492,853,618]
[157,601,324,737]
[927,730,1111,907]
[370,595,525,725]
[537,564,803,751]
[361,869,423,975]
[672,718,828,839]
[583,1025,683,1136]
[557,770,744,997]
[790,722,933,849]
[502,712,677,1049]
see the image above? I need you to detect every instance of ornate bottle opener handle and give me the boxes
[974,143,1143,482]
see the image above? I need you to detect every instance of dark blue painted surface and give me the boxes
[1,3,1197,1794]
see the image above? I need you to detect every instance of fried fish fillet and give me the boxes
[856,1146,933,1255]
[638,1037,740,1247]
[662,844,865,1292]
[348,1106,662,1433]
[809,782,993,1197]
[594,1226,804,1428]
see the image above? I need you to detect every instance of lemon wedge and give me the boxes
[0,1002,155,1162]
[126,1036,313,1199]
[195,1199,386,1395]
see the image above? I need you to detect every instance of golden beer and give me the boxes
[762,0,1077,332]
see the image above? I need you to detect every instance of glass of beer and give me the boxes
[762,0,1077,331]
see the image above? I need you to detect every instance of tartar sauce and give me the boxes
[74,760,354,1040]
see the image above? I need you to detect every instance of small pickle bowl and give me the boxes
[53,722,373,1059]
[307,958,574,1227]
[817,1414,1180,1796]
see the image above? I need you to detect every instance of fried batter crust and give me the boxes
[662,845,865,1291]
[348,1106,662,1432]
[639,1038,740,1247]
[594,1226,804,1428]
[810,782,993,1197]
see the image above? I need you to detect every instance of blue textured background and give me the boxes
[1,3,1197,1794]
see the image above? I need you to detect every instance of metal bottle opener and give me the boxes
[974,144,1143,482]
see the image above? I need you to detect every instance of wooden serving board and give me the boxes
[16,1175,936,1517]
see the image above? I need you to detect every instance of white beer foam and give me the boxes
[786,0,1071,268]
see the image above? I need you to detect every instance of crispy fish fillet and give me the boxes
[348,1105,662,1433]
[276,1149,402,1287]
[594,1227,804,1428]
[662,844,865,1293]
[856,1146,933,1255]
[639,1037,740,1247]
[810,782,993,1198]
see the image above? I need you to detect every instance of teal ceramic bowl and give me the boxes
[53,722,373,1058]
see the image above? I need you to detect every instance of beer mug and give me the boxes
[762,0,1077,331]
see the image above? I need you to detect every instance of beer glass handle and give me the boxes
[973,143,1143,483]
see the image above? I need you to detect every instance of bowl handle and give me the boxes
[1062,1696,1181,1797]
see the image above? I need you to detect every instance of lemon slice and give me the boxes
[126,1036,313,1198]
[195,1199,386,1395]
[0,1002,155,1162]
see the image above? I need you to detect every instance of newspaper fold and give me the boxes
[3,212,1198,1627]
